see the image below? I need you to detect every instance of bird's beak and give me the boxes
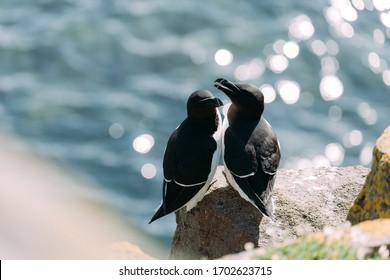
[200,97,224,107]
[214,97,224,107]
[214,78,240,99]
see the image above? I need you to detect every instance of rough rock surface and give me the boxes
[348,126,390,224]
[169,165,368,259]
[221,218,390,260]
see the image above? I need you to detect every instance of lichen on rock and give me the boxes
[347,126,390,225]
[221,219,390,260]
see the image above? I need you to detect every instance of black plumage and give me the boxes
[149,90,223,223]
[214,78,281,220]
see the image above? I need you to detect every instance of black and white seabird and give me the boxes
[149,90,223,223]
[214,78,281,220]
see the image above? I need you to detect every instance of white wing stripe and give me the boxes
[165,176,208,187]
[229,169,255,178]
[174,180,207,187]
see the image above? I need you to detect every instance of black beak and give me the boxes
[213,78,240,99]
[200,97,224,107]
[214,97,224,107]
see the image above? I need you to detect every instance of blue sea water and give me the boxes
[0,0,389,250]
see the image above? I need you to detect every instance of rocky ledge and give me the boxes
[169,165,368,259]
[168,125,390,260]
[221,218,390,260]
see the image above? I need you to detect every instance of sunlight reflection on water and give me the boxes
[133,134,155,154]
[214,49,233,66]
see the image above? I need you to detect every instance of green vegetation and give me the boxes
[257,238,385,260]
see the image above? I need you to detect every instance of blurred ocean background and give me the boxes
[0,0,389,254]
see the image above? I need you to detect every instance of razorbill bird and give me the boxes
[149,90,223,223]
[213,78,281,220]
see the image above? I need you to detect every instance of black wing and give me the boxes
[149,179,204,223]
[163,119,217,185]
[224,118,280,218]
[150,120,217,223]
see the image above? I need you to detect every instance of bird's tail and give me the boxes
[148,206,166,224]
[233,175,274,220]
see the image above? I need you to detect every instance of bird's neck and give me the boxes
[227,105,261,125]
[189,112,219,135]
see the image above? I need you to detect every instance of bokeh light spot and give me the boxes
[273,39,286,54]
[325,143,345,165]
[368,52,381,71]
[108,122,125,139]
[283,41,300,59]
[365,110,378,125]
[357,102,378,125]
[349,130,363,146]
[352,0,365,10]
[326,40,339,55]
[363,0,376,10]
[312,155,331,168]
[268,55,289,73]
[383,70,390,86]
[343,130,363,147]
[289,15,315,40]
[360,143,373,165]
[321,56,339,75]
[328,105,342,121]
[341,22,355,38]
[373,29,385,46]
[141,163,156,179]
[357,102,371,118]
[276,80,300,105]
[320,75,344,101]
[325,6,343,25]
[234,59,265,81]
[373,0,390,11]
[214,49,233,66]
[133,134,155,154]
[380,11,390,28]
[260,84,276,104]
[340,3,358,22]
[311,40,327,56]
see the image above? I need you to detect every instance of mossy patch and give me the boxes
[347,126,390,224]
[256,238,385,260]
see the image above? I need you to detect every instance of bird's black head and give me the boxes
[214,78,264,120]
[187,90,223,122]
